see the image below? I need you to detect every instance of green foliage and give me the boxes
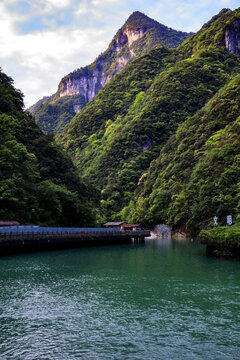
[65,12,190,83]
[58,25,240,223]
[31,11,191,134]
[131,74,240,234]
[58,47,172,148]
[180,8,240,57]
[123,11,190,53]
[36,8,240,233]
[33,94,86,134]
[199,225,240,246]
[0,69,98,226]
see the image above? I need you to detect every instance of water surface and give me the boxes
[0,238,239,359]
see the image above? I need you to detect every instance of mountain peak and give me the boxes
[202,8,231,29]
[31,12,191,134]
[124,11,164,31]
[126,11,150,22]
[181,7,240,56]
[128,11,146,18]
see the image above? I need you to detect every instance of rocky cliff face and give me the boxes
[112,28,144,52]
[59,64,108,102]
[59,27,144,101]
[31,11,191,134]
[225,20,240,55]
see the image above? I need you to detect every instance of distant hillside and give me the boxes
[57,7,240,233]
[129,74,240,234]
[30,11,191,134]
[0,69,98,226]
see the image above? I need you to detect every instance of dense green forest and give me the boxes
[32,94,86,134]
[0,69,98,226]
[130,75,240,234]
[57,7,240,233]
[31,11,191,134]
[2,8,239,234]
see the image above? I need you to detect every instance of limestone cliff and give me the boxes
[58,27,145,101]
[225,19,240,55]
[31,11,191,134]
[58,66,107,102]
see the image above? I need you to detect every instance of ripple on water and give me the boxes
[0,240,239,359]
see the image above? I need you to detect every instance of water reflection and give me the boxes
[145,236,191,249]
[0,238,239,360]
[145,236,172,247]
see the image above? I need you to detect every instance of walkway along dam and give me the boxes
[0,226,151,255]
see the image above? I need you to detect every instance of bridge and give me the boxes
[0,226,151,255]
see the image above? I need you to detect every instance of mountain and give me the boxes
[57,7,240,233]
[129,74,240,234]
[30,11,191,134]
[0,68,98,226]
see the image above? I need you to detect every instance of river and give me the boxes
[0,238,239,359]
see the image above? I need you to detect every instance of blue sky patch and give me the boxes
[9,1,31,14]
[52,10,74,27]
[19,10,74,33]
[21,16,46,33]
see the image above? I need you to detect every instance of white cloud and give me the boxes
[0,27,113,106]
[0,0,117,106]
[75,0,89,17]
[0,0,239,107]
[92,0,120,7]
[46,0,73,9]
[21,0,75,14]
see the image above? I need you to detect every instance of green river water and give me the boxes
[0,238,239,359]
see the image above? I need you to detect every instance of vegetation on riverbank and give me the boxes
[199,225,240,246]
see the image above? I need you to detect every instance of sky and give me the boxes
[0,0,239,107]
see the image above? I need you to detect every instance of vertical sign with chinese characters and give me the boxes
[213,216,218,225]
[227,215,232,225]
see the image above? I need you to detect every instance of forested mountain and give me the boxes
[0,69,98,226]
[30,11,191,134]
[57,7,240,233]
[129,75,240,234]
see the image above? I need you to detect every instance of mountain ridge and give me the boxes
[30,11,191,134]
[57,6,240,232]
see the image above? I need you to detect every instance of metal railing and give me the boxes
[0,226,122,236]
